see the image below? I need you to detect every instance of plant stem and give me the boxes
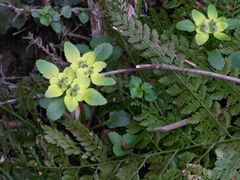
[153,119,189,132]
[78,102,86,125]
[103,63,240,85]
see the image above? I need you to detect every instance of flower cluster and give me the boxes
[36,41,115,112]
[192,4,230,45]
[176,4,230,45]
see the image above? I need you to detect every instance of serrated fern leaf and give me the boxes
[62,120,106,162]
[108,6,176,64]
[42,126,81,156]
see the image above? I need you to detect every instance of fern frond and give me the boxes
[108,8,176,64]
[42,126,81,156]
[232,0,240,18]
[62,120,106,162]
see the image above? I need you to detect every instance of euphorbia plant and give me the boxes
[36,41,115,117]
[176,4,230,45]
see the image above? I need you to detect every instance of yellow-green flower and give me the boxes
[192,4,230,45]
[176,4,230,45]
[75,52,115,86]
[64,76,90,112]
[64,41,115,86]
[45,67,75,98]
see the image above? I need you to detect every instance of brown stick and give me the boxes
[103,64,240,85]
[153,119,189,132]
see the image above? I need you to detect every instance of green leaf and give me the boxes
[90,35,111,49]
[109,46,123,61]
[208,50,225,70]
[226,18,240,30]
[51,11,61,21]
[39,97,59,109]
[176,20,195,32]
[78,12,89,24]
[75,44,90,54]
[213,32,231,41]
[229,51,240,68]
[94,43,113,61]
[141,82,153,93]
[106,110,130,128]
[207,4,218,19]
[61,5,72,18]
[40,15,52,26]
[122,133,139,146]
[108,132,122,144]
[130,76,142,88]
[91,75,116,86]
[47,97,65,120]
[195,32,209,45]
[36,59,59,79]
[144,91,158,102]
[113,144,129,156]
[83,88,107,106]
[64,41,80,63]
[31,10,40,18]
[42,5,52,13]
[191,9,206,26]
[130,87,143,99]
[51,22,62,33]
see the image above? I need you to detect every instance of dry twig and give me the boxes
[103,63,240,85]
[153,119,189,132]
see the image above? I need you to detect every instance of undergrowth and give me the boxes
[1,0,240,179]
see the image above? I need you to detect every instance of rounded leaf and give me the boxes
[195,33,209,45]
[191,9,206,26]
[93,61,107,72]
[176,20,196,32]
[47,98,65,120]
[113,144,129,157]
[82,51,96,65]
[213,32,230,41]
[108,132,122,144]
[129,76,142,88]
[106,111,130,128]
[229,51,240,68]
[94,43,113,61]
[64,41,80,63]
[130,87,143,99]
[208,4,218,19]
[91,73,116,86]
[64,95,78,112]
[208,50,225,70]
[36,59,59,79]
[78,12,89,24]
[144,91,158,102]
[45,85,63,98]
[226,18,240,30]
[61,5,72,18]
[83,88,107,106]
[51,22,62,33]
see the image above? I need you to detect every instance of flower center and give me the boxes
[79,61,88,68]
[70,84,80,96]
[84,67,94,76]
[199,19,218,34]
[199,21,210,33]
[208,19,217,32]
[58,77,68,88]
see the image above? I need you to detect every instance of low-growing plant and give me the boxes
[36,42,115,117]
[176,4,233,45]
